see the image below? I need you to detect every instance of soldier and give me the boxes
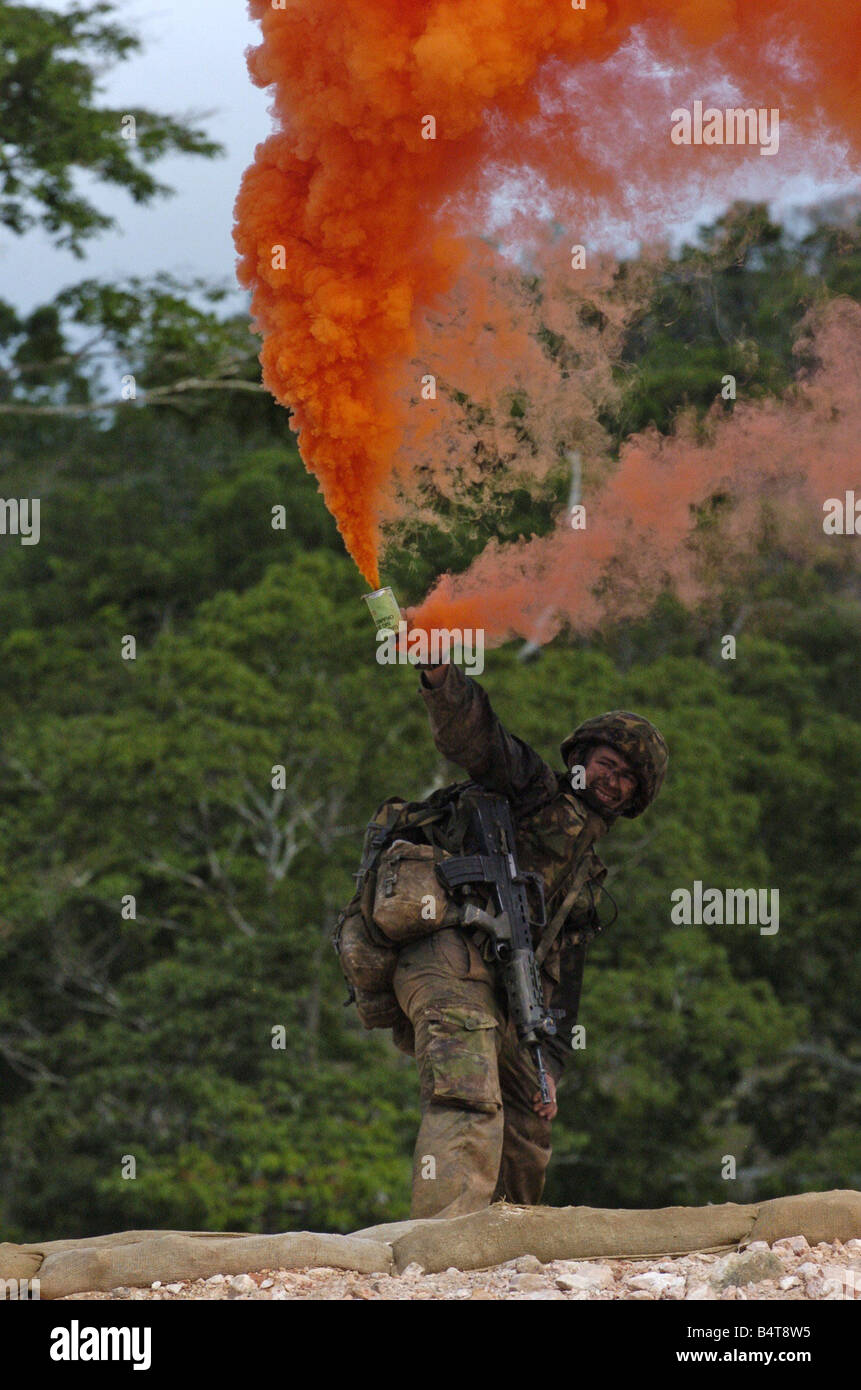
[393,651,668,1219]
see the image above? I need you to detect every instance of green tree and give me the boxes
[610,201,861,444]
[0,1,222,254]
[1,201,859,1241]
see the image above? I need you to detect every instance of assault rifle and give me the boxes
[435,789,557,1104]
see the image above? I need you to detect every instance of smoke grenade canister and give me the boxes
[363,586,402,632]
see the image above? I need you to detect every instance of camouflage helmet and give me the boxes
[560,711,668,818]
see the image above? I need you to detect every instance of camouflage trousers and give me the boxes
[393,927,552,1219]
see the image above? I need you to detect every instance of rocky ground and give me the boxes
[59,1236,861,1301]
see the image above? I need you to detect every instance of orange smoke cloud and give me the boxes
[383,241,644,531]
[234,1,861,588]
[411,297,861,643]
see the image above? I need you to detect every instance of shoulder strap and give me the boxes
[535,815,603,965]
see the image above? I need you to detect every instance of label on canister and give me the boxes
[362,586,402,632]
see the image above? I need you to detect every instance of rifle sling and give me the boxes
[534,825,602,966]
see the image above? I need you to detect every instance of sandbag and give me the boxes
[389,1200,758,1273]
[5,1189,859,1297]
[745,1190,861,1247]
[0,1229,234,1284]
[0,1230,392,1299]
[0,1246,43,1283]
[387,1190,861,1274]
[349,1216,444,1244]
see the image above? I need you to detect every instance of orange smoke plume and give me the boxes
[234,1,861,589]
[411,297,861,644]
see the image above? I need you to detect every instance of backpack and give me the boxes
[332,773,592,1032]
[332,782,476,1030]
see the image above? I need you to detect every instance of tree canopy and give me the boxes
[0,1,222,254]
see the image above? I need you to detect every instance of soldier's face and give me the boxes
[581,744,638,813]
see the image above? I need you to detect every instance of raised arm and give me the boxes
[418,662,557,803]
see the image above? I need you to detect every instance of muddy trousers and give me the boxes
[393,927,553,1219]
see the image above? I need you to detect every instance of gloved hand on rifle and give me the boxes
[532,1073,557,1121]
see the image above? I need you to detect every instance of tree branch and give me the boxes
[0,377,266,415]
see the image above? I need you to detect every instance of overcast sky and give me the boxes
[1,2,856,322]
[0,0,270,315]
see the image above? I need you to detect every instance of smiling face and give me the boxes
[579,743,639,815]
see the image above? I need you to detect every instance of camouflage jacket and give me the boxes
[420,665,613,1083]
